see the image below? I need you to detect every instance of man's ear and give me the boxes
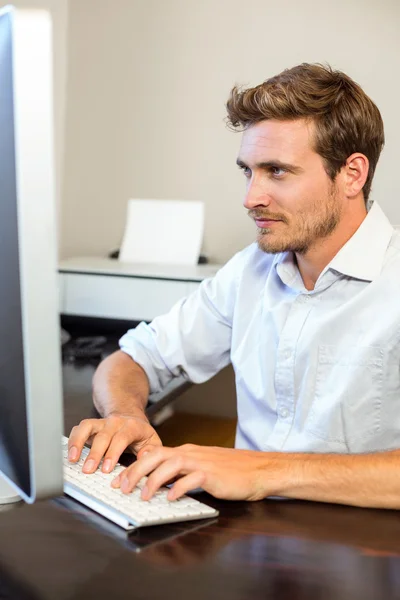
[342,153,369,198]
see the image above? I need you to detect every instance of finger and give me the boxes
[113,447,173,493]
[103,421,163,472]
[111,463,147,492]
[167,471,206,501]
[84,417,154,473]
[68,420,103,463]
[136,444,158,460]
[141,455,190,500]
[82,429,116,473]
[132,431,163,456]
[101,429,141,473]
[110,465,127,488]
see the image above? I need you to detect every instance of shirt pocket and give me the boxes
[306,344,384,445]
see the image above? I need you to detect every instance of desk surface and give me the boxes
[0,362,400,599]
[59,256,222,282]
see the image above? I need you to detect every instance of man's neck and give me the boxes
[295,204,368,291]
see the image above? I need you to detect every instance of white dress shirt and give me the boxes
[120,202,400,454]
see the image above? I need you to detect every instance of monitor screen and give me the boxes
[0,5,63,503]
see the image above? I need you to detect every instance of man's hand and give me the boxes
[67,414,162,474]
[110,445,400,510]
[111,444,275,501]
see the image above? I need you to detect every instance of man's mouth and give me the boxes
[255,218,281,228]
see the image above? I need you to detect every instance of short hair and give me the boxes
[226,63,384,202]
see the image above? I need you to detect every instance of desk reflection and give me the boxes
[0,494,400,600]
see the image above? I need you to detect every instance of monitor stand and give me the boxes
[0,474,22,505]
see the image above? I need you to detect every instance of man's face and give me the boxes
[237,119,343,255]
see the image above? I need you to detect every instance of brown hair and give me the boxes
[226,63,384,202]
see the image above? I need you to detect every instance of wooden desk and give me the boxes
[0,363,399,599]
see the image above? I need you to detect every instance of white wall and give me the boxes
[61,0,400,263]
[0,0,69,242]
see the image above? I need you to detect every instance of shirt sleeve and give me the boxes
[118,249,245,394]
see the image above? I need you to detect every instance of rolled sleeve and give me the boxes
[119,249,245,394]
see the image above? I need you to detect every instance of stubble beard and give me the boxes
[256,188,341,255]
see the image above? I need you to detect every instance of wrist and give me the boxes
[259,452,305,498]
[108,409,149,423]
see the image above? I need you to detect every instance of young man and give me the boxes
[68,63,400,509]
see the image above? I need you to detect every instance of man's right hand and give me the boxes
[67,413,162,474]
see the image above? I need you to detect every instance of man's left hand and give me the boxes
[111,444,277,501]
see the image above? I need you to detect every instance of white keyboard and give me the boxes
[62,437,218,530]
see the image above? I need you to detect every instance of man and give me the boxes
[68,63,400,509]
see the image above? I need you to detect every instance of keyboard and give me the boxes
[62,437,219,530]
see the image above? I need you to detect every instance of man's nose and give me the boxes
[243,176,272,210]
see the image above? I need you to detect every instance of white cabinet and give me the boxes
[59,258,221,321]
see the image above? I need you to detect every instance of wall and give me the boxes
[0,0,69,240]
[62,0,400,262]
[61,0,400,419]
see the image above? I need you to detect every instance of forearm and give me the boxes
[273,450,400,509]
[92,350,150,420]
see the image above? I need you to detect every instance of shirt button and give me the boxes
[284,349,292,359]
[298,294,310,303]
[279,407,289,419]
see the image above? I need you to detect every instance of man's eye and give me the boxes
[239,165,252,177]
[271,167,286,177]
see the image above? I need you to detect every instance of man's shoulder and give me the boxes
[209,243,277,298]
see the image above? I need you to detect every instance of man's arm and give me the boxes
[69,249,247,476]
[92,350,150,418]
[277,449,400,509]
[68,351,162,473]
[110,444,400,509]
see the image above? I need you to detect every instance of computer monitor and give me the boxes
[0,5,63,505]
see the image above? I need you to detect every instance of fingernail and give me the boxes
[142,451,150,457]
[83,459,95,473]
[68,447,78,461]
[103,459,112,473]
[111,475,120,488]
[121,478,130,493]
[141,485,149,500]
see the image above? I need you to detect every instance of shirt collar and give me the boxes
[274,202,394,286]
[328,201,393,282]
[274,251,302,290]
